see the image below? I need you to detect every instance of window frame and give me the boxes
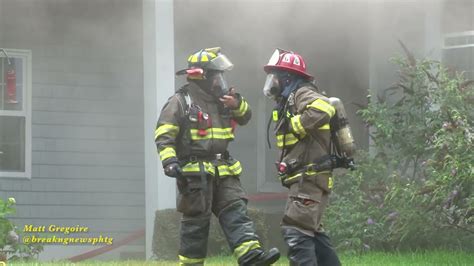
[442,31,474,80]
[0,49,32,178]
[256,97,286,193]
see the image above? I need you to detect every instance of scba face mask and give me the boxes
[263,73,281,100]
[209,71,230,97]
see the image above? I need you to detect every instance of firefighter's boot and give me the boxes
[178,216,210,265]
[238,247,281,266]
[217,199,280,265]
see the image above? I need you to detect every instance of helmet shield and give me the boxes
[213,72,230,96]
[207,54,234,71]
[202,71,230,97]
[263,73,280,100]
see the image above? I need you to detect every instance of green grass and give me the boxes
[5,250,473,265]
[339,250,473,266]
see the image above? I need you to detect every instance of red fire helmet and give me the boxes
[264,49,313,80]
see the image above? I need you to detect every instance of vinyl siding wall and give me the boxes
[0,0,145,260]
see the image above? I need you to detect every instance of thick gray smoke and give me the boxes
[173,0,473,205]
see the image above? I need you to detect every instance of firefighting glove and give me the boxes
[164,162,182,178]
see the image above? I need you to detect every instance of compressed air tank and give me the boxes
[328,97,356,158]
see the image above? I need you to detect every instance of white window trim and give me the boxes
[257,97,286,193]
[0,49,32,179]
[443,31,474,50]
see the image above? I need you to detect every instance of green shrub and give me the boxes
[326,48,473,253]
[152,207,269,260]
[0,197,43,261]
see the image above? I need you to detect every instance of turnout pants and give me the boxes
[176,174,262,265]
[281,172,341,266]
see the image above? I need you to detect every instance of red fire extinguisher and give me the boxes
[6,62,17,104]
[1,48,17,104]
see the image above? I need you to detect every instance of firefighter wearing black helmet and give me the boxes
[155,47,280,266]
[262,48,342,266]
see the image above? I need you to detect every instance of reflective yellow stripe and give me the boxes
[329,176,334,189]
[179,255,205,265]
[217,161,242,176]
[233,240,261,259]
[306,170,331,176]
[229,161,241,171]
[291,115,307,136]
[283,169,332,183]
[155,124,179,139]
[181,162,201,172]
[190,54,199,63]
[182,162,214,174]
[190,128,234,140]
[159,147,176,161]
[276,133,299,148]
[181,161,242,177]
[272,110,279,121]
[232,99,249,117]
[319,123,330,130]
[307,98,336,118]
[201,54,209,62]
[282,172,302,182]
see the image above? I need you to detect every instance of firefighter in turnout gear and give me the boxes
[155,47,280,266]
[262,49,342,266]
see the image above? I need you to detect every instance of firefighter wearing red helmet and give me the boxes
[263,49,342,266]
[155,47,280,266]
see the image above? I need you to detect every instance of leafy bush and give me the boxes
[153,207,270,260]
[0,197,43,261]
[327,48,474,253]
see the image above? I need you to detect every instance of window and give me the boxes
[0,49,31,178]
[443,31,474,80]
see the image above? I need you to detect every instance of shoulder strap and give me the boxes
[174,86,193,158]
[176,85,192,116]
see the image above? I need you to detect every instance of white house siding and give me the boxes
[0,0,145,260]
